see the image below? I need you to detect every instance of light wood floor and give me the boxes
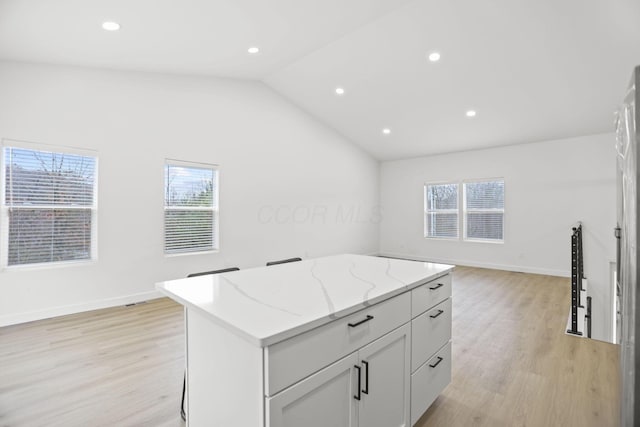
[416,267,620,427]
[0,267,619,427]
[0,299,186,427]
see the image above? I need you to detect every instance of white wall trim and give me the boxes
[0,290,162,327]
[377,251,570,278]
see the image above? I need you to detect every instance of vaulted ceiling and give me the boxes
[1,0,639,160]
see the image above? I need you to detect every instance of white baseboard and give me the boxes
[0,290,162,327]
[376,251,570,278]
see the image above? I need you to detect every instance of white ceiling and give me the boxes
[1,0,639,160]
[0,0,411,79]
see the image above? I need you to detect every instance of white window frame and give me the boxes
[462,178,505,243]
[1,139,99,269]
[164,159,219,256]
[424,181,459,239]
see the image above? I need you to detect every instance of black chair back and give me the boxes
[266,257,302,266]
[187,267,240,278]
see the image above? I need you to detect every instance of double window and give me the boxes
[164,160,218,254]
[1,142,98,267]
[424,179,504,242]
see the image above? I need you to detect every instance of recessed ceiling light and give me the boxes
[102,21,120,31]
[466,110,477,117]
[382,128,391,135]
[247,47,260,54]
[428,52,441,62]
[335,87,345,95]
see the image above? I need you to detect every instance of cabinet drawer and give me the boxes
[265,291,411,396]
[410,342,451,426]
[411,273,451,317]
[411,298,452,372]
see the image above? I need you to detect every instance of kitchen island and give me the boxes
[157,254,454,427]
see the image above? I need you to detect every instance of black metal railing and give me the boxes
[586,296,592,339]
[567,222,585,336]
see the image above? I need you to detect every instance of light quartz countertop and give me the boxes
[156,254,454,347]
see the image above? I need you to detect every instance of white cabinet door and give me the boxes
[357,323,411,427]
[267,352,358,427]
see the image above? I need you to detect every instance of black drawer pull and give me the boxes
[429,283,444,291]
[429,309,444,319]
[354,365,362,400]
[348,315,374,328]
[429,356,444,368]
[362,360,369,394]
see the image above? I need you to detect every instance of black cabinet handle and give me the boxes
[362,360,369,394]
[429,356,444,368]
[429,283,444,290]
[348,315,374,328]
[354,365,362,400]
[429,309,444,319]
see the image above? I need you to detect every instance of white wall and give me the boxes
[379,134,616,342]
[0,61,380,325]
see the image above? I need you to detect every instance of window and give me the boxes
[424,178,505,243]
[424,183,458,238]
[1,143,98,267]
[164,161,218,254]
[463,179,504,242]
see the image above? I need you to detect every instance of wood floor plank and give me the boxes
[0,267,620,426]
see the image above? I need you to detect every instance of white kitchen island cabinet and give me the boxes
[156,254,454,427]
[268,323,410,427]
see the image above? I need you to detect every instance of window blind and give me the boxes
[424,183,458,238]
[464,180,504,241]
[3,146,97,266]
[164,163,218,254]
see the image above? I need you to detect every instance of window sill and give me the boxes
[165,249,220,258]
[423,236,459,241]
[463,238,504,244]
[422,236,504,244]
[2,259,97,272]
